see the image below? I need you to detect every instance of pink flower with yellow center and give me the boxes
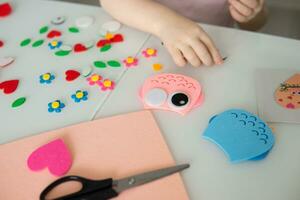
[123,56,138,68]
[142,48,157,58]
[99,79,115,91]
[87,74,102,86]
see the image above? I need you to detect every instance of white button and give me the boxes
[51,16,66,25]
[144,88,167,107]
[102,21,121,32]
[75,16,94,28]
[0,57,14,68]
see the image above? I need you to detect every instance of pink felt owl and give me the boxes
[139,73,204,115]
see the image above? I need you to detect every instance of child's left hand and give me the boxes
[228,0,264,23]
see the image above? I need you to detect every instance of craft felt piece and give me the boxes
[0,57,14,68]
[27,139,72,176]
[101,20,121,32]
[139,73,204,115]
[0,40,4,47]
[0,2,12,17]
[202,109,275,163]
[75,16,94,28]
[96,34,123,48]
[274,74,300,110]
[12,97,26,108]
[47,30,62,39]
[0,111,189,200]
[73,43,87,53]
[51,16,66,25]
[65,70,80,81]
[0,79,19,94]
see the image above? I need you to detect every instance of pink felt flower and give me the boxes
[87,74,102,86]
[98,79,115,91]
[142,48,157,58]
[123,56,138,68]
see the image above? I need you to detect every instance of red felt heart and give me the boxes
[96,39,109,48]
[73,43,87,53]
[0,3,12,17]
[47,30,62,39]
[65,70,80,82]
[111,34,124,43]
[0,79,19,94]
[0,40,3,48]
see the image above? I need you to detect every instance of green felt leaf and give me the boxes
[39,26,49,34]
[12,97,26,108]
[68,27,79,33]
[100,44,111,52]
[94,61,107,68]
[55,50,71,56]
[32,39,44,47]
[107,60,121,67]
[20,38,31,47]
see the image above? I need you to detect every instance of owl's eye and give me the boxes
[168,92,189,109]
[144,88,167,107]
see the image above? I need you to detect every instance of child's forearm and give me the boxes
[101,0,186,37]
[238,5,268,31]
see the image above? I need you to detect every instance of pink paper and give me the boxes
[0,111,189,200]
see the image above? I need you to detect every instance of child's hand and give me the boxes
[228,0,264,23]
[157,18,223,67]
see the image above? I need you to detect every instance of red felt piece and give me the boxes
[47,30,62,39]
[110,34,124,43]
[0,40,3,48]
[73,43,87,53]
[65,70,80,82]
[96,39,109,48]
[0,3,12,17]
[0,79,19,94]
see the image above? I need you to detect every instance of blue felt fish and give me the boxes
[203,109,275,163]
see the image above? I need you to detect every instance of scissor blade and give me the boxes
[113,164,189,193]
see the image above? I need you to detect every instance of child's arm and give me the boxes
[101,0,223,67]
[229,0,267,31]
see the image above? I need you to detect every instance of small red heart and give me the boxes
[73,43,87,53]
[0,79,19,94]
[111,34,124,43]
[0,3,12,17]
[96,39,109,48]
[0,40,4,48]
[65,70,80,82]
[47,30,62,39]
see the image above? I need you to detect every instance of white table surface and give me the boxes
[1,0,300,200]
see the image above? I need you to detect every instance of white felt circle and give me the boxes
[51,16,66,25]
[75,16,94,28]
[144,88,167,107]
[102,21,121,32]
[82,66,93,77]
[0,57,14,68]
[59,45,72,51]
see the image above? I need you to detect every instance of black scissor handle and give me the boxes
[40,176,118,200]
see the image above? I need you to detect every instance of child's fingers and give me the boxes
[239,0,258,9]
[228,0,253,17]
[229,5,248,22]
[178,44,202,67]
[198,34,223,65]
[190,39,213,66]
[166,45,186,67]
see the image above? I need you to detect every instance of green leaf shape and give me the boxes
[12,97,26,108]
[94,61,107,68]
[32,39,44,47]
[107,60,121,67]
[39,26,49,34]
[20,38,31,47]
[55,50,71,56]
[68,27,79,33]
[100,44,111,52]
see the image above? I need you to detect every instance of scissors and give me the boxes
[40,163,190,200]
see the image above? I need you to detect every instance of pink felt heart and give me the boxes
[65,70,80,82]
[73,43,87,53]
[0,79,19,94]
[27,139,72,176]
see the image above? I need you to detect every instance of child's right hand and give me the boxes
[156,18,224,67]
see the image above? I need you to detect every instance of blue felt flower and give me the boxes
[71,90,88,103]
[48,100,65,113]
[40,73,55,84]
[48,40,62,50]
